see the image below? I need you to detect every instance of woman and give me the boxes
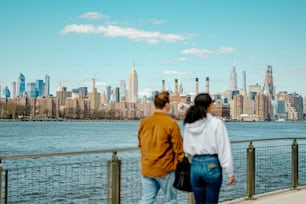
[183,93,235,204]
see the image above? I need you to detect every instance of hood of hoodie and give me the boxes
[184,113,213,136]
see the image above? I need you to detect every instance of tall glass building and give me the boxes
[17,73,26,97]
[229,65,238,90]
[4,86,10,98]
[27,82,37,98]
[44,75,50,96]
[36,80,43,97]
[106,86,111,103]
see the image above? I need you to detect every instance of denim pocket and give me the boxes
[207,161,221,178]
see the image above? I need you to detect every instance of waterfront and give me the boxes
[1,121,306,203]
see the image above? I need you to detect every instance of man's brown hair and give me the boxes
[154,91,170,109]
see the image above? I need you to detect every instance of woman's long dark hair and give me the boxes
[183,93,213,124]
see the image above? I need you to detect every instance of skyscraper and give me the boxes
[106,86,111,103]
[120,80,126,102]
[89,77,101,110]
[263,65,275,100]
[17,73,25,97]
[229,65,238,90]
[36,80,43,97]
[27,82,37,98]
[10,82,16,99]
[242,70,247,96]
[44,75,50,96]
[248,84,262,100]
[115,87,120,102]
[4,86,10,98]
[255,93,271,121]
[128,64,138,103]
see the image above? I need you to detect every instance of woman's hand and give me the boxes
[229,175,236,185]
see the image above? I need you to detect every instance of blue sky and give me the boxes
[1,0,306,97]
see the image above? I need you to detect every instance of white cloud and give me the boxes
[217,46,235,54]
[60,24,186,44]
[79,12,109,20]
[84,80,107,87]
[61,24,96,34]
[181,46,235,58]
[163,70,191,75]
[181,48,214,58]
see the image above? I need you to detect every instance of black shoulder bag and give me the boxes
[173,156,192,192]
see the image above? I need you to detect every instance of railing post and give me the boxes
[4,170,8,204]
[107,160,111,204]
[246,141,255,200]
[292,139,298,189]
[111,151,121,204]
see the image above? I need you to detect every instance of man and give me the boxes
[138,91,185,204]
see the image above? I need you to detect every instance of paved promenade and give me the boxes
[222,187,306,204]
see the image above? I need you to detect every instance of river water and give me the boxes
[0,121,306,203]
[1,120,305,155]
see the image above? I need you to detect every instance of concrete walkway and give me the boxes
[221,188,306,204]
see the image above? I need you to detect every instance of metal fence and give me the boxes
[1,138,306,204]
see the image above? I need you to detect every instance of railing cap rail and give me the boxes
[1,137,306,161]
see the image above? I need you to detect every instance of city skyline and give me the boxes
[1,64,304,99]
[1,1,306,97]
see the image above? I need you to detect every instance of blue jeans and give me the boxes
[140,171,178,204]
[191,155,222,204]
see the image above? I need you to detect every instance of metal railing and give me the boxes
[1,138,306,204]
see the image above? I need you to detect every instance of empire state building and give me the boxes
[128,64,138,103]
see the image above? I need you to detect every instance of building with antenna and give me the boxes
[229,65,238,91]
[128,64,138,103]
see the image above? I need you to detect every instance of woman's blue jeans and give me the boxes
[191,154,222,204]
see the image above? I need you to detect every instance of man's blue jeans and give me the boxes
[191,155,222,204]
[140,171,178,204]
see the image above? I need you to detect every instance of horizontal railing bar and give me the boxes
[1,137,306,161]
[231,137,306,144]
[0,147,138,161]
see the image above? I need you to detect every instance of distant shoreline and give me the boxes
[0,118,141,122]
[0,118,304,123]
